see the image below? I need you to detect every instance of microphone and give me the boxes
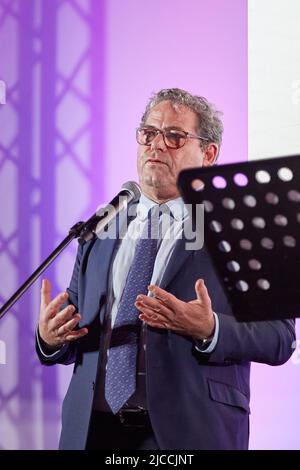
[78,181,141,243]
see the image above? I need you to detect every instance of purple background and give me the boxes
[0,0,298,450]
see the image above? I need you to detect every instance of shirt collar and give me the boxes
[136,193,188,222]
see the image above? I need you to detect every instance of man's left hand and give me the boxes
[135,279,215,340]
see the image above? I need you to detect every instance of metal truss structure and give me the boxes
[0,0,104,449]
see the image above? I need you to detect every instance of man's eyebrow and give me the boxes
[143,125,184,131]
[164,126,184,131]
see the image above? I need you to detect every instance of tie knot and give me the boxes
[143,206,160,240]
[158,203,172,219]
[144,204,173,240]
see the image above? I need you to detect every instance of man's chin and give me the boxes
[140,177,179,200]
[142,175,166,189]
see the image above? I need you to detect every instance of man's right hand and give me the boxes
[38,278,88,351]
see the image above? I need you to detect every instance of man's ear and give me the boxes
[203,143,219,167]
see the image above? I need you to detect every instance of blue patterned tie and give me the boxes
[105,206,160,414]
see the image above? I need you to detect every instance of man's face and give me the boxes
[137,100,212,202]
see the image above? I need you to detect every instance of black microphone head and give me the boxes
[121,181,141,203]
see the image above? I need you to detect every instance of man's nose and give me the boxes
[150,131,167,151]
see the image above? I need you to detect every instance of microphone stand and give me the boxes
[0,181,140,320]
[0,216,100,320]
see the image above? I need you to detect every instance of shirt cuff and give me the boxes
[36,326,64,358]
[194,312,219,353]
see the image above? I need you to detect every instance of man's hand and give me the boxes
[135,279,215,340]
[38,279,88,350]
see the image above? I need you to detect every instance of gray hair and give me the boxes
[140,88,223,156]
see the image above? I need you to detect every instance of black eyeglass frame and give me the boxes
[136,126,209,149]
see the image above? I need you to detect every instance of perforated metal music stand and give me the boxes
[178,155,300,321]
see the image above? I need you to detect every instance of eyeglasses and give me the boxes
[136,126,209,150]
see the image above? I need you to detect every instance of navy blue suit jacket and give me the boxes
[37,211,295,450]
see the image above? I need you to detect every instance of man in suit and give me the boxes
[36,88,295,450]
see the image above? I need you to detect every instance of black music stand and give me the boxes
[178,155,300,321]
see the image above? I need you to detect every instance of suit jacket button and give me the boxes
[92,382,95,390]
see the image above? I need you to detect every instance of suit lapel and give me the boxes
[85,208,131,313]
[99,207,131,293]
[159,237,194,290]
